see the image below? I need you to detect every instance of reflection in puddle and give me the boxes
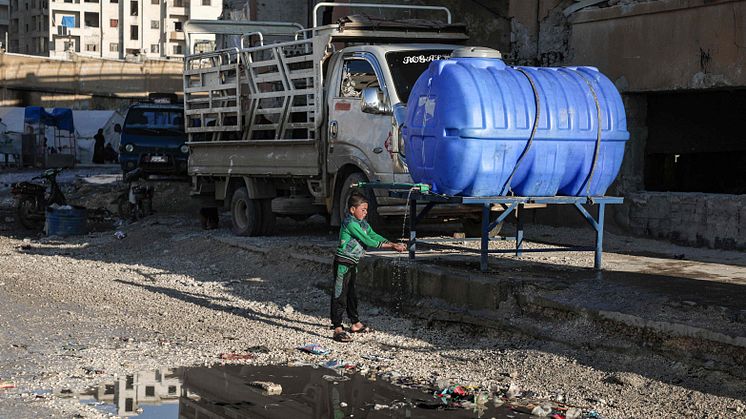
[79,365,531,418]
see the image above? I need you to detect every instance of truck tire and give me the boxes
[259,199,275,236]
[230,187,261,236]
[338,172,381,229]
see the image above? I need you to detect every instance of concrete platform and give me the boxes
[213,228,746,377]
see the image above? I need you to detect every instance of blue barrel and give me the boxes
[403,48,629,197]
[45,205,88,236]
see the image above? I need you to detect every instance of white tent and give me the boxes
[74,110,125,164]
[0,107,124,164]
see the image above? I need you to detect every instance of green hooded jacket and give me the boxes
[335,215,388,264]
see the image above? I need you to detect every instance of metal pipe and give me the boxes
[312,2,452,28]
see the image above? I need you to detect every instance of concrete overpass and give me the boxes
[0,52,183,111]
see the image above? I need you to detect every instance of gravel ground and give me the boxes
[0,170,744,418]
[0,213,744,418]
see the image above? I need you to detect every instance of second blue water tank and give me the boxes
[403,48,629,197]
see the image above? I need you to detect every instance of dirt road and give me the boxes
[0,170,744,418]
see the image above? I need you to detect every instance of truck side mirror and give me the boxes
[361,87,391,115]
[114,123,122,133]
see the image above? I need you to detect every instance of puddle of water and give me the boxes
[77,365,532,418]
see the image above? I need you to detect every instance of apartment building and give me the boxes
[0,0,9,49]
[8,0,220,58]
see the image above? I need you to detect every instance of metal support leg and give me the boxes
[408,198,417,260]
[480,203,490,272]
[516,203,524,257]
[595,203,605,270]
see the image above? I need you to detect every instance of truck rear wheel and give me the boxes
[231,187,261,236]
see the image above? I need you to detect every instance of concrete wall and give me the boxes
[568,0,746,92]
[0,52,183,110]
[508,0,746,250]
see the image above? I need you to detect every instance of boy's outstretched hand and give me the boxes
[393,243,407,252]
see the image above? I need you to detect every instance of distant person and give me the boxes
[330,193,405,342]
[103,143,118,163]
[92,128,105,164]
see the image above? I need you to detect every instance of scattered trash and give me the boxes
[373,403,389,410]
[219,352,254,361]
[114,230,126,239]
[298,344,330,355]
[565,407,583,419]
[322,374,351,382]
[282,304,294,314]
[287,360,315,368]
[340,402,348,407]
[506,382,521,399]
[248,381,282,395]
[0,381,15,389]
[321,359,356,370]
[531,403,553,417]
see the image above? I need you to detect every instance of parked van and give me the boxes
[119,94,188,176]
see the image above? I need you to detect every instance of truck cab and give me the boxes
[119,96,188,176]
[183,4,481,236]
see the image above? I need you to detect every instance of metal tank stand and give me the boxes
[356,183,623,272]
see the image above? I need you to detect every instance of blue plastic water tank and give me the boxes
[45,205,88,236]
[403,49,629,197]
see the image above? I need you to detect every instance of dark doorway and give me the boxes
[645,90,746,194]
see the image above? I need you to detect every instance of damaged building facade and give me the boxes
[239,0,745,250]
[507,0,746,250]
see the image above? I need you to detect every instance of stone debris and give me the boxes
[248,381,282,395]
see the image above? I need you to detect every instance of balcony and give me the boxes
[169,30,183,41]
[168,6,187,16]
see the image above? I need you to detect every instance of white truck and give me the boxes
[184,2,484,235]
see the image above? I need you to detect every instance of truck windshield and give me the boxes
[124,108,184,135]
[385,50,453,104]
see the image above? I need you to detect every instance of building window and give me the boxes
[145,386,155,397]
[130,0,137,15]
[84,12,99,28]
[201,0,209,5]
[168,386,176,395]
[110,0,117,3]
[172,44,182,55]
[150,0,157,4]
[110,19,118,27]
[150,20,158,29]
[130,25,138,40]
[174,21,182,31]
[150,44,158,53]
[85,43,97,51]
[109,42,119,52]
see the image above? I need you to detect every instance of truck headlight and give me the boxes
[124,144,134,153]
[180,144,189,154]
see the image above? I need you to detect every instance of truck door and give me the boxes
[328,55,394,185]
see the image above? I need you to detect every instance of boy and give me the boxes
[332,193,405,342]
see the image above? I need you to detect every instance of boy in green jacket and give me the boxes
[332,193,405,342]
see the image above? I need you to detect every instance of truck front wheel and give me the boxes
[337,172,381,229]
[231,187,261,236]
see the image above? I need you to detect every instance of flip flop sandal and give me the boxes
[333,332,353,342]
[350,325,373,334]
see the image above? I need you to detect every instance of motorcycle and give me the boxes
[11,167,67,230]
[114,168,154,221]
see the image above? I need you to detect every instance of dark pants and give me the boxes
[330,260,359,329]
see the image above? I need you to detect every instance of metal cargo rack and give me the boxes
[357,182,623,272]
